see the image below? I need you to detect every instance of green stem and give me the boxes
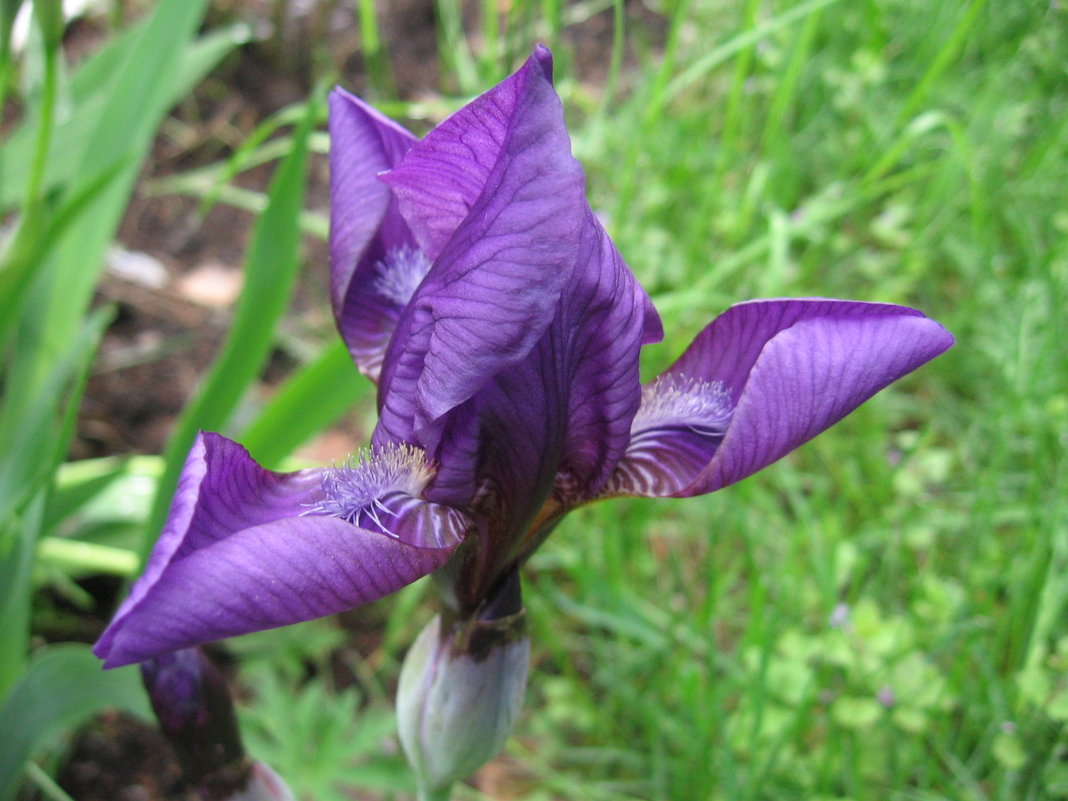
[417,785,453,801]
[36,537,140,577]
[0,493,43,697]
[0,56,10,126]
[25,20,59,208]
[24,761,77,801]
[0,0,17,120]
[15,1,62,207]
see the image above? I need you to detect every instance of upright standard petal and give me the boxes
[94,433,469,667]
[470,212,655,529]
[380,45,555,260]
[554,213,662,500]
[608,300,954,497]
[328,88,422,381]
[374,48,585,446]
[424,209,658,613]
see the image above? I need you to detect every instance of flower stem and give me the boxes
[24,761,76,801]
[36,537,140,577]
[25,12,60,209]
[417,785,453,801]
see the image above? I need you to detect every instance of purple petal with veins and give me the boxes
[607,300,954,497]
[380,45,555,260]
[97,48,955,679]
[328,88,420,382]
[374,47,585,445]
[94,433,468,667]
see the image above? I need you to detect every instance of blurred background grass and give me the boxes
[1,0,1066,800]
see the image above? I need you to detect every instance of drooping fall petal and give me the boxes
[94,433,468,668]
[608,300,954,497]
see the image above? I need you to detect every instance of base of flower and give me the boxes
[417,784,454,801]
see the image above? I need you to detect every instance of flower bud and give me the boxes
[397,572,530,796]
[141,648,294,801]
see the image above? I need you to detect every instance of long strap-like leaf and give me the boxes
[141,94,322,561]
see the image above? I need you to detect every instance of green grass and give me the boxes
[514,2,1068,799]
[3,0,1067,799]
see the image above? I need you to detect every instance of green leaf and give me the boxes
[30,0,63,52]
[0,163,125,361]
[240,671,410,800]
[0,501,39,697]
[0,644,150,801]
[0,18,246,210]
[992,730,1028,771]
[1,0,212,540]
[0,0,24,47]
[43,456,161,535]
[0,0,23,97]
[891,707,928,734]
[142,94,320,560]
[0,308,112,519]
[193,101,316,217]
[662,0,843,106]
[830,696,883,730]
[239,340,368,470]
[1047,688,1068,722]
[0,307,110,692]
[35,537,138,578]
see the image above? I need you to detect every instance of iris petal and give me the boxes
[553,212,660,500]
[421,210,658,612]
[374,48,585,446]
[474,211,655,513]
[380,46,555,260]
[94,433,467,667]
[608,300,954,497]
[328,88,420,382]
[604,374,732,497]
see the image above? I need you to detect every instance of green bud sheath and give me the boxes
[397,572,530,796]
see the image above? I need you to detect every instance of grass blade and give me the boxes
[239,340,369,469]
[0,307,112,516]
[662,0,842,105]
[0,307,110,691]
[3,0,211,446]
[0,20,247,210]
[0,163,126,352]
[141,94,320,559]
[0,501,38,697]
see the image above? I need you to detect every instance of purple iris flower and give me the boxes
[94,46,952,669]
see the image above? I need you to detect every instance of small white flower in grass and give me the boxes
[877,685,896,708]
[829,602,851,630]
